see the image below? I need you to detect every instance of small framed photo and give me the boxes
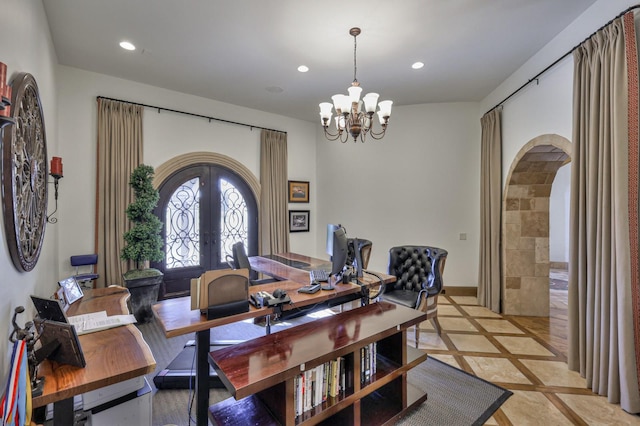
[289,210,310,232]
[55,287,69,312]
[58,277,84,305]
[288,180,309,203]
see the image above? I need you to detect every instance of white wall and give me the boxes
[315,102,481,286]
[0,0,59,378]
[55,66,318,281]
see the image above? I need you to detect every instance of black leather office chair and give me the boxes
[381,246,448,347]
[70,254,99,288]
[226,242,277,285]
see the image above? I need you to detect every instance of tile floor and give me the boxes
[410,290,640,425]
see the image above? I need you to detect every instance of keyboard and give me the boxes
[309,269,329,282]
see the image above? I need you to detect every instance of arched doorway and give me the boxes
[152,153,261,299]
[502,134,571,316]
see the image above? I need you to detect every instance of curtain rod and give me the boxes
[486,3,640,115]
[96,96,287,134]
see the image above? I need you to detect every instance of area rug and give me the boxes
[402,356,513,426]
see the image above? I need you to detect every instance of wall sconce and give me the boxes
[47,156,63,224]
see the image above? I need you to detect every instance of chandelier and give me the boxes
[319,27,393,143]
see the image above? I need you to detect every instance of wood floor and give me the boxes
[412,273,640,425]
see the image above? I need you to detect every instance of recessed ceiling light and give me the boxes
[412,62,424,70]
[119,41,136,51]
[298,65,309,73]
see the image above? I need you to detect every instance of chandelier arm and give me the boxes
[322,126,344,141]
[367,129,387,140]
[367,121,388,139]
[368,127,387,139]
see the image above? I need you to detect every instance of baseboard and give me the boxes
[550,261,568,270]
[441,286,477,297]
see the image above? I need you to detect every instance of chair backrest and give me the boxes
[70,254,98,267]
[70,254,99,283]
[347,238,373,270]
[231,242,252,270]
[387,246,448,294]
[191,268,249,311]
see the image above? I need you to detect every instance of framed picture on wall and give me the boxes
[288,181,309,203]
[289,210,310,232]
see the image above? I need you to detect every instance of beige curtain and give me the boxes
[477,108,502,312]
[95,99,144,287]
[260,130,289,254]
[568,13,640,413]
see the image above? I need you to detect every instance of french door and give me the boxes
[152,164,258,299]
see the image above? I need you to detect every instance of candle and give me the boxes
[0,62,6,95]
[50,157,63,178]
[1,85,10,117]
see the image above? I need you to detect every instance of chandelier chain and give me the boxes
[353,33,358,83]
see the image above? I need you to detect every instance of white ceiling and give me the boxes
[42,0,598,123]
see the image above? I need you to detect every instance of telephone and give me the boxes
[250,291,274,308]
[249,289,291,308]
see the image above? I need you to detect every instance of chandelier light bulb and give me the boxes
[319,102,333,119]
[348,86,362,103]
[363,93,379,113]
[378,100,393,117]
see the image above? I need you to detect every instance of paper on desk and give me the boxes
[67,310,137,335]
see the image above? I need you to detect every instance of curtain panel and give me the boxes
[568,12,640,413]
[478,108,502,313]
[259,130,289,254]
[95,98,143,287]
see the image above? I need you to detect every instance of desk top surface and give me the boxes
[153,252,395,338]
[33,287,156,408]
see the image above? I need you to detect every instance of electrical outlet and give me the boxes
[459,233,467,240]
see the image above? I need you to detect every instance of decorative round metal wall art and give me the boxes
[2,72,48,272]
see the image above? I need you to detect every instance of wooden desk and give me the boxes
[250,252,395,288]
[152,253,396,426]
[34,286,156,425]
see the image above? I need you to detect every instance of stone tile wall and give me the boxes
[502,138,570,316]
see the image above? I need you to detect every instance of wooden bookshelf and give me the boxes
[208,301,428,426]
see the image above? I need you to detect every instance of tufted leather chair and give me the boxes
[382,245,448,347]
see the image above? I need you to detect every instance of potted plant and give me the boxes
[121,164,164,323]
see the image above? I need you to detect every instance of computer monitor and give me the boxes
[326,224,340,257]
[330,226,348,277]
[321,224,349,290]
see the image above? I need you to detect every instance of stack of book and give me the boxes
[294,356,345,417]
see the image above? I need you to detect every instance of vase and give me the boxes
[123,273,163,323]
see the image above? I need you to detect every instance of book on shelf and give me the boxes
[294,356,346,417]
[360,342,377,385]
